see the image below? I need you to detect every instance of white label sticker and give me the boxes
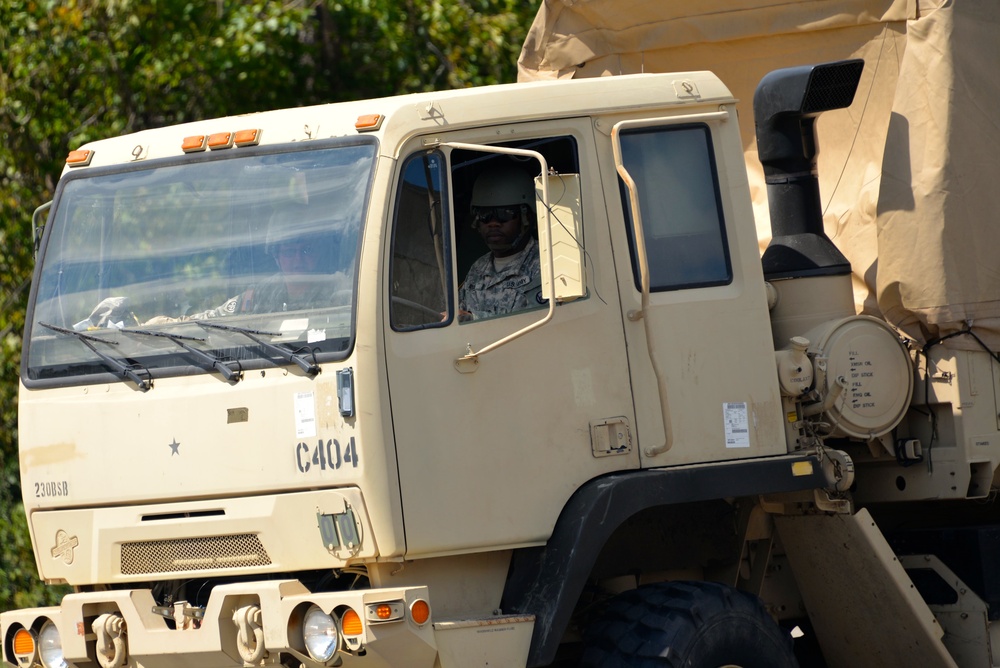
[272,318,309,343]
[295,391,317,438]
[280,318,310,333]
[723,402,750,448]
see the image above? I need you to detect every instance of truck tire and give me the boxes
[580,581,798,668]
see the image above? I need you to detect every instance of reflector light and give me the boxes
[341,609,363,636]
[234,129,261,147]
[355,114,383,132]
[207,132,234,150]
[12,627,35,656]
[66,149,94,167]
[410,599,431,625]
[792,460,814,477]
[181,135,208,152]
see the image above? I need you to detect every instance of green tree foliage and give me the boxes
[0,0,539,612]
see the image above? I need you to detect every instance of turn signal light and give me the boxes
[12,628,35,655]
[341,608,363,636]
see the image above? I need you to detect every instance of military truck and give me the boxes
[5,2,1000,667]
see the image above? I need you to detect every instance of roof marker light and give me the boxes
[234,129,261,147]
[207,132,235,150]
[182,135,208,152]
[66,149,94,167]
[355,114,384,132]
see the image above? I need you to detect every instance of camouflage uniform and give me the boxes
[459,237,544,320]
[192,272,348,318]
[144,273,344,325]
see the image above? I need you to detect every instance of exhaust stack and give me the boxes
[754,60,864,279]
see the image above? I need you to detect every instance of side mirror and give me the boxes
[32,201,52,257]
[535,173,585,303]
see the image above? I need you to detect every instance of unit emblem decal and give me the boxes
[51,530,80,565]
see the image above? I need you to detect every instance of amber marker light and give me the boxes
[12,627,36,662]
[234,129,261,147]
[365,601,403,623]
[341,608,363,636]
[207,132,234,150]
[410,599,431,626]
[66,149,94,167]
[355,114,384,132]
[181,135,208,152]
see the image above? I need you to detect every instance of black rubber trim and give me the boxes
[499,454,831,667]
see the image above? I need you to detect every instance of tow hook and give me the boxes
[93,613,127,668]
[821,448,855,492]
[233,604,265,666]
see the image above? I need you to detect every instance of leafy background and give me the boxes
[0,0,539,611]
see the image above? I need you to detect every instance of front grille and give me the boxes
[120,534,271,575]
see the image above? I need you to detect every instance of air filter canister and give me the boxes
[802,316,913,440]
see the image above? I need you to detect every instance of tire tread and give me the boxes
[581,581,798,668]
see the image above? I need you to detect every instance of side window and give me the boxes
[619,125,732,291]
[451,136,580,323]
[389,152,452,330]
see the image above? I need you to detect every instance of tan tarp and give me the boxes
[519,0,1000,351]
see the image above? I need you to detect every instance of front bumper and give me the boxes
[2,580,438,668]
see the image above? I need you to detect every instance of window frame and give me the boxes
[22,137,375,389]
[617,122,733,293]
[388,132,584,335]
[387,149,454,332]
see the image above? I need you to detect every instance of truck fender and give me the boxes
[500,454,831,667]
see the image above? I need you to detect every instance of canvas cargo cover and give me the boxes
[520,0,1000,351]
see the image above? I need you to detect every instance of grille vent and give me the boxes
[121,534,271,575]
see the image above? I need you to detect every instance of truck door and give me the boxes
[602,113,787,468]
[383,121,639,557]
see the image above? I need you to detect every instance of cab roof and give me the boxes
[65,71,735,171]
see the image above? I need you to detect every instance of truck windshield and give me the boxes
[24,140,375,386]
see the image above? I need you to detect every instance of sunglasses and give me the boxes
[472,206,520,225]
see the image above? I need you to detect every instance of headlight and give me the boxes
[303,606,339,662]
[38,621,68,668]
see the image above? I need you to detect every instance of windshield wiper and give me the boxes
[39,322,153,391]
[196,321,320,376]
[120,328,242,383]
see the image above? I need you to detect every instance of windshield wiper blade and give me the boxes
[120,328,242,383]
[196,321,320,376]
[39,322,152,391]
